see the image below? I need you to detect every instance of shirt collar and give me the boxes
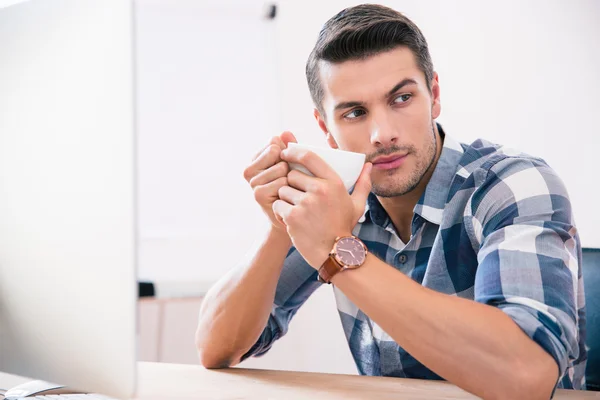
[413,127,464,225]
[358,124,464,227]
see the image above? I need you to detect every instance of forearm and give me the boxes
[331,256,558,400]
[195,229,292,368]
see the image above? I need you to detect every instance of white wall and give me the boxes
[0,0,26,7]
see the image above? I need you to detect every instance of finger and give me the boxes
[351,162,373,214]
[253,176,288,204]
[280,131,298,148]
[270,135,285,149]
[272,199,294,224]
[249,161,289,188]
[252,136,285,161]
[278,185,305,206]
[280,147,339,181]
[287,169,320,192]
[244,144,282,182]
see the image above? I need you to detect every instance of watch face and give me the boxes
[334,237,367,267]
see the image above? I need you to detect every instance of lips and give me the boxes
[372,154,408,170]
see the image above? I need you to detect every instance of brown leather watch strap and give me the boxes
[318,256,343,284]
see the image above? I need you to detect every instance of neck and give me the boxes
[377,125,443,243]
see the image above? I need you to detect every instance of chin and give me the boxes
[372,172,421,198]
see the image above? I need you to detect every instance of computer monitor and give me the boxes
[0,0,137,398]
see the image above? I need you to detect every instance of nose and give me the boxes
[369,110,399,147]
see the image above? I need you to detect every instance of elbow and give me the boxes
[524,366,558,400]
[195,328,240,369]
[196,341,233,369]
[521,350,560,400]
[493,362,557,400]
[199,353,233,370]
[503,379,554,400]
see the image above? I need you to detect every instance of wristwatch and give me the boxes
[318,235,368,284]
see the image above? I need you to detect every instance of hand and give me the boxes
[272,146,372,269]
[243,132,297,235]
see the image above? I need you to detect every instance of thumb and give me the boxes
[351,162,372,214]
[280,131,298,148]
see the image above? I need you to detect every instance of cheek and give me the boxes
[400,108,434,144]
[330,126,368,152]
[396,104,430,128]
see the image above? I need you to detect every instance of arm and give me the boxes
[330,255,558,400]
[196,133,296,368]
[195,229,291,368]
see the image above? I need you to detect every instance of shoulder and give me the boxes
[454,138,568,197]
[457,138,548,179]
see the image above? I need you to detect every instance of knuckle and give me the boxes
[274,176,288,188]
[279,161,290,175]
[243,167,253,182]
[252,189,261,202]
[269,144,280,157]
[248,175,259,188]
[273,163,287,179]
[253,186,266,203]
[300,195,312,207]
[269,136,282,147]
[313,182,326,196]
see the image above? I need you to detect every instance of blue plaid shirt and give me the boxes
[242,127,587,390]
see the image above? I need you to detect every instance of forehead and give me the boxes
[319,47,425,107]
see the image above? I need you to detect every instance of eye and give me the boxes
[343,109,366,120]
[393,93,412,104]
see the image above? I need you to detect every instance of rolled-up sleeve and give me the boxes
[465,156,583,384]
[240,247,322,361]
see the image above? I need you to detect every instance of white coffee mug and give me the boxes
[287,143,366,190]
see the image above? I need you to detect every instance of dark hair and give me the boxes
[306,4,434,117]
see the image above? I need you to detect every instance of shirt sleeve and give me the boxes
[240,246,322,361]
[465,156,583,385]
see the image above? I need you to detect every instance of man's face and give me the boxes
[316,46,441,197]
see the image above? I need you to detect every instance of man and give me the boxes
[195,4,586,399]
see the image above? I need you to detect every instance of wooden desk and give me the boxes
[1,362,599,399]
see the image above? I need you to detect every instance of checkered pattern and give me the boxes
[241,126,587,390]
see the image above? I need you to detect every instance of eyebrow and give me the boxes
[333,78,419,112]
[386,78,418,97]
[334,101,364,112]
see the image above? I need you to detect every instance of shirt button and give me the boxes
[398,254,408,264]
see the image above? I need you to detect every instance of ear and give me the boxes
[430,72,441,119]
[314,108,339,149]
